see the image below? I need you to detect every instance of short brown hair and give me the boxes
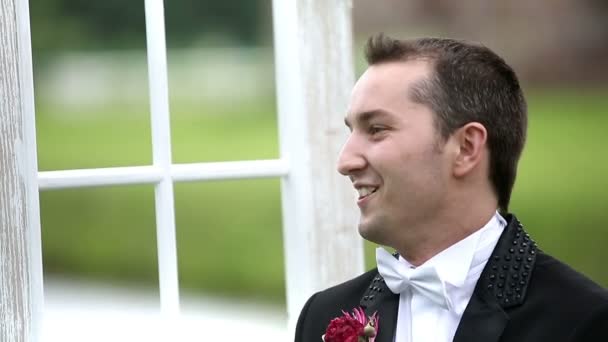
[365,34,527,212]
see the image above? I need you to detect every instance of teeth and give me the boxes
[357,187,377,197]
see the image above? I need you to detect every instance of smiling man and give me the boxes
[294,35,608,342]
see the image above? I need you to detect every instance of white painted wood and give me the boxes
[0,0,44,340]
[38,166,164,189]
[271,0,363,332]
[38,159,290,190]
[144,0,180,317]
[170,159,289,182]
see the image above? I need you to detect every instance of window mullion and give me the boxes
[144,0,180,317]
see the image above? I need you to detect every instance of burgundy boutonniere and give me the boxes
[322,307,379,342]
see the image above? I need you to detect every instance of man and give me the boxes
[294,34,608,342]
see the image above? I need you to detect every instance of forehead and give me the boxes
[346,60,432,124]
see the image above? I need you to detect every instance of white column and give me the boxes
[272,0,363,333]
[0,0,44,341]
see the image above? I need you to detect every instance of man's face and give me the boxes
[338,60,453,246]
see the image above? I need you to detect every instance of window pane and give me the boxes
[165,1,279,163]
[31,0,152,170]
[174,179,285,304]
[40,185,158,284]
[40,185,160,339]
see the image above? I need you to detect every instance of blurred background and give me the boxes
[30,0,607,339]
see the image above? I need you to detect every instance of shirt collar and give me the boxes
[400,212,506,288]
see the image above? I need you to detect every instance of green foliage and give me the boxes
[36,90,608,303]
[29,0,269,53]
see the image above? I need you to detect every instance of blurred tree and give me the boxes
[29,0,267,53]
[165,1,265,47]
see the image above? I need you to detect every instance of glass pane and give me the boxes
[165,1,279,163]
[174,178,287,339]
[40,185,160,340]
[174,179,285,303]
[175,180,291,342]
[30,0,152,170]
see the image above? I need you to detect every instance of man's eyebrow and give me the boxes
[344,110,392,128]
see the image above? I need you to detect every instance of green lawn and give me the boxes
[36,89,608,303]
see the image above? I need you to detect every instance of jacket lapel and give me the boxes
[454,214,538,342]
[452,286,508,342]
[360,273,399,342]
[369,293,399,342]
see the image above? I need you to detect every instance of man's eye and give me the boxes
[369,125,386,134]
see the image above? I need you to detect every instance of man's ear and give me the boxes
[452,122,488,178]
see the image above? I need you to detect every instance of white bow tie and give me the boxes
[376,248,453,311]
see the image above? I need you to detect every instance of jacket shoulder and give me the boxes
[316,268,379,301]
[500,251,608,340]
[532,252,608,304]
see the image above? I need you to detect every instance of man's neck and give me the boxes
[394,205,498,267]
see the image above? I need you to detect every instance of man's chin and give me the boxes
[357,220,385,245]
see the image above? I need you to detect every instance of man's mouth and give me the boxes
[357,186,378,200]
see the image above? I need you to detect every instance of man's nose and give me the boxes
[337,135,366,176]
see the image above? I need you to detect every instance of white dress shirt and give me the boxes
[393,212,506,342]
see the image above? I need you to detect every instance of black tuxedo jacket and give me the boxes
[295,215,608,341]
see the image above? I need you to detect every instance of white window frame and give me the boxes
[1,0,363,340]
